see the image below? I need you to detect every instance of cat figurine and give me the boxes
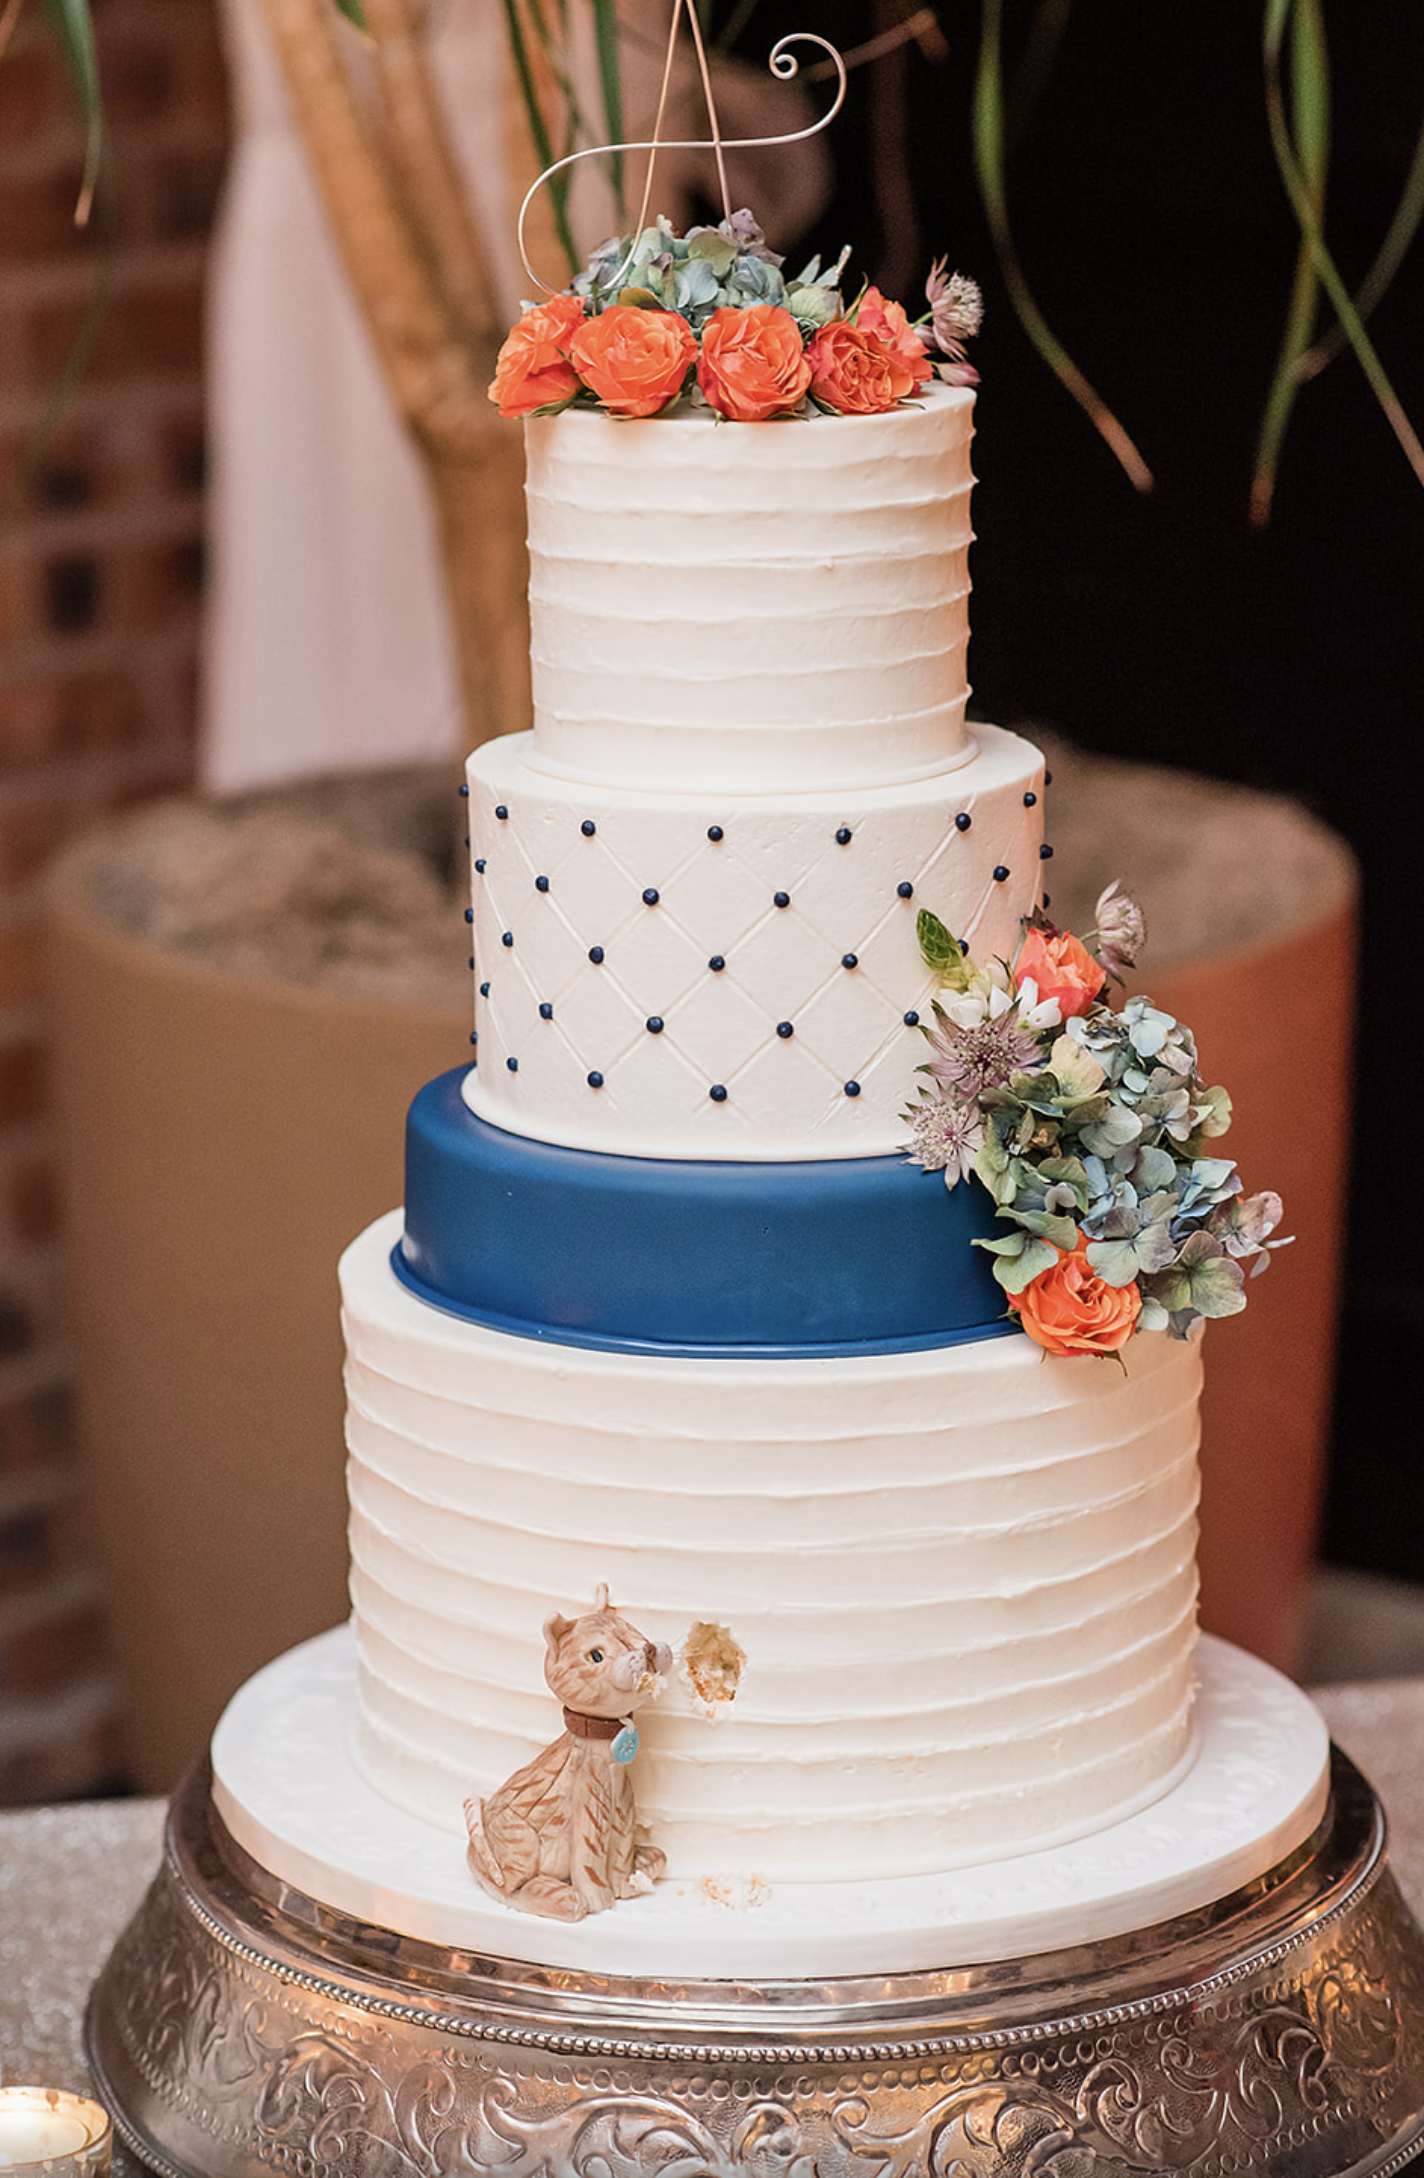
[464,1585,672,1921]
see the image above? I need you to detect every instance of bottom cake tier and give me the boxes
[343,1211,1206,1887]
[211,1623,1329,1979]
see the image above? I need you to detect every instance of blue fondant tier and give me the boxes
[396,1068,1015,1357]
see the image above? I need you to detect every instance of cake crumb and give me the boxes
[680,1621,747,1716]
[698,1873,770,1911]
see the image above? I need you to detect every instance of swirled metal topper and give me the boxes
[516,8,847,302]
[464,1586,672,1922]
[489,7,980,425]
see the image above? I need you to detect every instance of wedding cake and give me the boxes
[210,227,1324,1983]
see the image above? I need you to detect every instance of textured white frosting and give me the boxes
[524,386,976,793]
[465,723,1042,1158]
[344,1215,1203,1886]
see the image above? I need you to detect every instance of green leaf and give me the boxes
[500,0,579,277]
[590,0,625,221]
[330,0,370,26]
[972,0,1152,492]
[1259,0,1424,509]
[917,909,970,986]
[43,0,104,223]
[983,1232,1062,1294]
[1003,1207,1080,1250]
[1252,0,1328,522]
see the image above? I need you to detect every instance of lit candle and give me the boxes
[0,2088,110,2175]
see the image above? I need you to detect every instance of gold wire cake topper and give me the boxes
[516,2,848,296]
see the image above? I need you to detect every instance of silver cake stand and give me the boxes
[87,1750,1424,2178]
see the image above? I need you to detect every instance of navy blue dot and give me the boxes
[501,930,514,946]
[1023,791,1037,808]
[479,981,490,997]
[992,866,1010,883]
[475,859,486,874]
[776,1021,794,1040]
[535,874,550,891]
[506,1055,518,1071]
[458,783,469,798]
[774,890,791,909]
[897,881,914,899]
[538,1002,553,1020]
[1045,769,1054,786]
[844,1080,861,1097]
[835,826,852,844]
[464,908,474,924]
[468,956,475,971]
[1042,894,1051,910]
[646,1016,664,1034]
[955,812,972,832]
[1039,843,1054,860]
[903,1009,920,1026]
[588,945,605,963]
[709,1083,728,1102]
[495,804,509,821]
[707,825,724,841]
[959,937,971,954]
[642,887,660,905]
[708,955,725,972]
[581,819,596,836]
[463,836,470,850]
[842,953,858,970]
[470,1032,478,1046]
[587,1071,604,1088]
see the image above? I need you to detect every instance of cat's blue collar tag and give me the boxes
[612,1720,639,1766]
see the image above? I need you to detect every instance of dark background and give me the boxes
[718,0,1423,1575]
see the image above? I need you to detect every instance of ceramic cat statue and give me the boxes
[464,1587,672,1921]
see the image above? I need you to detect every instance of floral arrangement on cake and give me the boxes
[489,211,981,423]
[903,888,1287,1358]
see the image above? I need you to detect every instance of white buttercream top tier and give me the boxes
[523,385,975,793]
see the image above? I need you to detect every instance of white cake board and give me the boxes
[212,1624,1329,1980]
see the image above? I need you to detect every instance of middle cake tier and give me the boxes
[464,721,1043,1159]
[343,1211,1204,1888]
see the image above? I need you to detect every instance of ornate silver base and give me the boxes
[88,1751,1424,2178]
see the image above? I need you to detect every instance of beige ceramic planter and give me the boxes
[45,791,469,1792]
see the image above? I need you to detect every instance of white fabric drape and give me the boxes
[201,0,527,792]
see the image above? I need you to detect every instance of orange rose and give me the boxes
[488,294,586,418]
[697,304,813,422]
[1014,1236,1142,1357]
[1015,926,1106,1021]
[568,305,698,418]
[857,286,932,388]
[806,318,920,415]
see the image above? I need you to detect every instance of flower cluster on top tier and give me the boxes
[489,210,981,423]
[902,887,1287,1358]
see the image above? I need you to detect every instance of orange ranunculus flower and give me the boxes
[1014,1235,1142,1357]
[488,293,586,418]
[1015,925,1107,1021]
[567,305,698,418]
[697,304,813,422]
[857,286,932,388]
[806,318,920,415]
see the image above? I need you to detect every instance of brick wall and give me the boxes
[0,0,227,1799]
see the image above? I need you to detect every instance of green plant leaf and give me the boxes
[590,0,625,222]
[500,0,579,277]
[972,0,1152,492]
[1299,98,1424,384]
[42,0,104,223]
[1252,0,1329,523]
[917,908,969,984]
[1260,0,1424,508]
[330,0,369,28]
